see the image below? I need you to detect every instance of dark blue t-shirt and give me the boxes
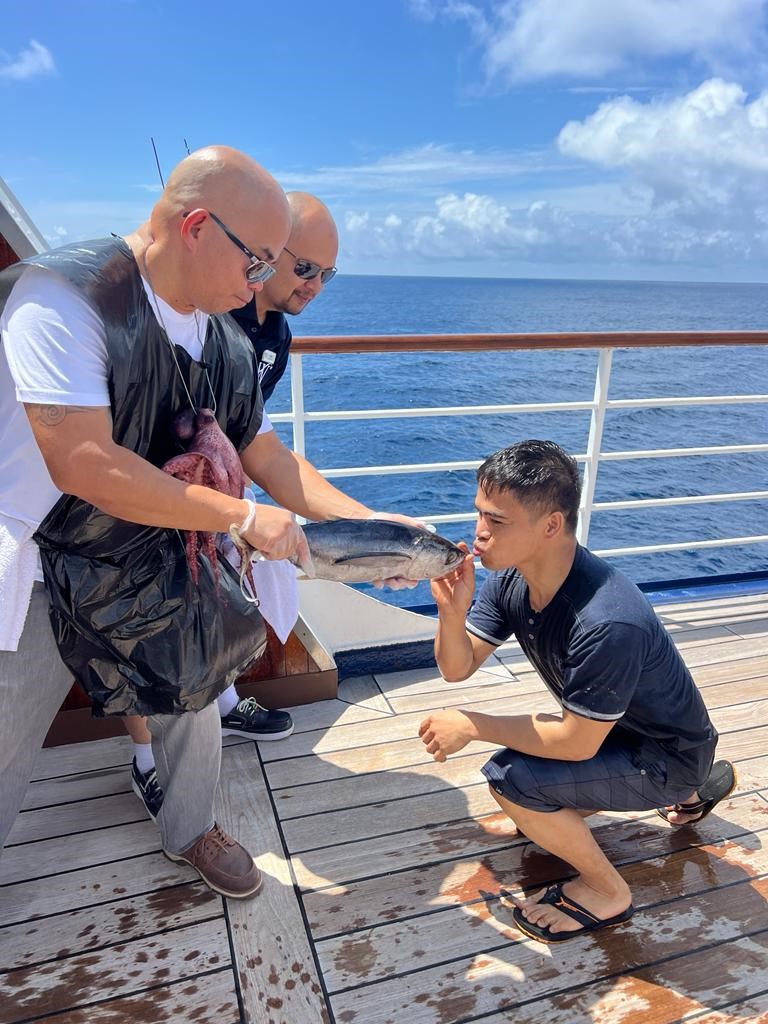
[466,545,716,757]
[229,301,292,402]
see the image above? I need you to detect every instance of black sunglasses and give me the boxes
[186,210,276,284]
[283,246,337,285]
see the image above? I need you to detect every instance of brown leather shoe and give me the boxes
[164,823,263,899]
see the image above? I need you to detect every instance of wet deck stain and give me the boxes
[334,936,378,979]
[417,984,478,1024]
[441,856,502,905]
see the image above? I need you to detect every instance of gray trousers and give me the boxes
[0,583,219,854]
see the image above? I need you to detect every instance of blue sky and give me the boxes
[3,0,768,281]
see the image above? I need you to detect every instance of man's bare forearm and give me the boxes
[462,709,605,762]
[434,615,477,682]
[57,437,249,532]
[247,444,371,522]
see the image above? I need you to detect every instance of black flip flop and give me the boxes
[512,882,635,944]
[656,759,737,825]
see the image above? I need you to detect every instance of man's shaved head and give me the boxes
[256,191,339,318]
[156,145,289,256]
[130,145,291,314]
[286,192,339,245]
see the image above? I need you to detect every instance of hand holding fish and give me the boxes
[419,709,478,762]
[430,542,476,617]
[240,505,310,565]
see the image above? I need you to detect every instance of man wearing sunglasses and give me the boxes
[0,146,391,902]
[230,191,338,403]
[123,190,425,824]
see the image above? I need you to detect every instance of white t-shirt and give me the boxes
[0,263,270,646]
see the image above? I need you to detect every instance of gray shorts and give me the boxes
[481,736,714,814]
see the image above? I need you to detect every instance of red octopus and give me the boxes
[161,408,255,593]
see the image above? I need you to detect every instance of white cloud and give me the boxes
[414,0,767,83]
[0,40,55,81]
[340,177,768,273]
[558,78,768,229]
[276,142,558,195]
[342,192,596,264]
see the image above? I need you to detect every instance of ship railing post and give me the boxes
[289,352,306,458]
[578,347,613,546]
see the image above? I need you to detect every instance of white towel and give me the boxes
[0,516,40,651]
[218,536,300,644]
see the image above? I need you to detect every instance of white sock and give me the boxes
[133,742,155,775]
[217,685,240,717]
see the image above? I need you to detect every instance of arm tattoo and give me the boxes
[26,404,102,427]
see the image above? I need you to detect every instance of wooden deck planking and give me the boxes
[0,881,221,971]
[7,791,150,847]
[317,846,768,993]
[267,672,762,798]
[2,589,766,1024]
[215,743,331,1024]
[326,878,768,1023]
[302,793,768,939]
[0,820,162,887]
[21,764,133,812]
[475,934,768,1024]
[35,968,242,1024]
[1,917,233,1024]
[292,758,768,893]
[0,853,197,928]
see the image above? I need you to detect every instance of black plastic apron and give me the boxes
[0,237,267,716]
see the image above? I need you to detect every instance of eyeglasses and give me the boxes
[283,247,337,285]
[187,210,277,284]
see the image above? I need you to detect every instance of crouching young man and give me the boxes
[419,440,735,942]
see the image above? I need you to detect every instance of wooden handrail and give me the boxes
[291,331,768,354]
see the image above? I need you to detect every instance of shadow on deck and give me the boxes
[2,591,767,1024]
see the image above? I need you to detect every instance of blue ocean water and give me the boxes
[264,275,768,607]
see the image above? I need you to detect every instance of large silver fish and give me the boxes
[295,519,465,584]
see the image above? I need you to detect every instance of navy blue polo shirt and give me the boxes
[466,545,716,757]
[229,300,292,402]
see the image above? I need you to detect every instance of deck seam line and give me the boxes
[222,893,248,1024]
[18,786,133,814]
[267,749,489,792]
[0,845,165,888]
[255,740,338,1024]
[314,850,768,943]
[368,674,397,715]
[286,795,735,856]
[403,925,768,1024]
[295,798,766,890]
[278,779,766,828]
[0,878,205,930]
[27,736,253,786]
[4,813,155,849]
[9,964,236,1024]
[0,909,226,976]
[326,920,768,999]
[260,691,768,763]
[667,982,768,1024]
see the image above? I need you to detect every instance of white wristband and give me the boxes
[231,499,257,541]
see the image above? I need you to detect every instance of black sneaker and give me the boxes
[131,758,164,822]
[220,697,294,741]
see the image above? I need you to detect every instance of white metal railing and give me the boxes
[271,343,768,563]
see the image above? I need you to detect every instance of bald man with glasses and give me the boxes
[124,191,424,824]
[0,149,406,901]
[124,193,342,809]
